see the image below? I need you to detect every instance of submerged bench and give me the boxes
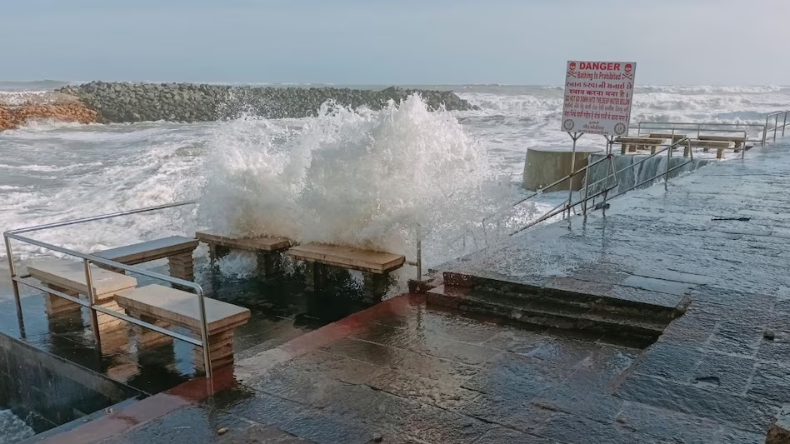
[648,133,687,143]
[195,231,293,276]
[615,137,665,155]
[683,139,735,159]
[95,236,199,282]
[27,260,138,351]
[698,135,747,149]
[113,284,251,373]
[286,243,406,300]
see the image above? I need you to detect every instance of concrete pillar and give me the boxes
[523,147,603,192]
[256,252,281,278]
[168,252,195,282]
[363,273,391,303]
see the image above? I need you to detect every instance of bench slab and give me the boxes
[287,243,405,274]
[28,260,137,297]
[615,137,665,145]
[698,135,746,143]
[196,231,292,252]
[686,139,733,148]
[95,236,198,265]
[113,284,251,333]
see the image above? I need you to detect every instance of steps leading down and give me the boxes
[427,271,688,346]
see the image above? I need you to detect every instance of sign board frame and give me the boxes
[561,61,637,137]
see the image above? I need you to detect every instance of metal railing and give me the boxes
[2,200,217,380]
[764,111,790,144]
[636,121,765,142]
[446,136,697,254]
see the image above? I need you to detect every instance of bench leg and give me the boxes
[304,262,327,293]
[363,272,391,303]
[193,329,236,374]
[703,148,709,153]
[94,296,130,354]
[256,252,281,278]
[129,312,174,350]
[683,146,690,157]
[168,253,195,282]
[620,144,627,155]
[717,149,724,159]
[650,146,657,155]
[44,285,82,318]
[208,245,231,267]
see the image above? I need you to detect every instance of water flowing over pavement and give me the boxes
[56,142,790,443]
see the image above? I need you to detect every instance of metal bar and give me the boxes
[566,132,580,218]
[6,200,196,236]
[5,233,201,292]
[775,114,780,142]
[498,154,611,213]
[416,238,422,280]
[664,132,672,191]
[13,277,89,307]
[4,235,23,330]
[196,287,212,379]
[783,112,788,137]
[83,258,102,351]
[511,184,618,236]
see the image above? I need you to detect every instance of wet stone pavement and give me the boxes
[55,143,790,443]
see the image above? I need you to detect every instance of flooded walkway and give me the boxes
[48,143,790,443]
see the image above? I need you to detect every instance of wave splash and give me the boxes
[198,94,503,258]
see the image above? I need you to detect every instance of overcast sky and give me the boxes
[2,0,788,85]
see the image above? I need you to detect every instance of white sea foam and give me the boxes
[198,95,519,259]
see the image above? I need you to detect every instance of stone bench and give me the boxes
[698,135,747,149]
[286,243,405,301]
[27,260,138,351]
[95,236,199,281]
[648,133,687,142]
[195,231,293,276]
[113,284,251,373]
[683,139,734,159]
[615,137,665,155]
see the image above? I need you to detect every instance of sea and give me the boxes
[0,81,788,290]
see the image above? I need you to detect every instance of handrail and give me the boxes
[763,111,790,145]
[3,200,215,380]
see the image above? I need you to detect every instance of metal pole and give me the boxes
[763,116,769,145]
[566,132,582,218]
[783,112,788,137]
[664,134,673,191]
[83,259,102,352]
[415,223,422,280]
[196,288,212,379]
[775,114,780,142]
[4,235,25,337]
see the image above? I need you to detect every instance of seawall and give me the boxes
[52,82,476,124]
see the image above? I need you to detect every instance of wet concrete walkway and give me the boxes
[56,143,790,443]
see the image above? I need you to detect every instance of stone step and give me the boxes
[427,284,666,343]
[443,271,681,323]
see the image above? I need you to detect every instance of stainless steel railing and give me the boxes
[635,121,765,142]
[2,200,217,380]
[764,111,790,145]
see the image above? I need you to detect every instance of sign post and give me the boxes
[560,61,637,217]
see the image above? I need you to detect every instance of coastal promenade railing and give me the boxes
[764,111,790,144]
[3,201,218,380]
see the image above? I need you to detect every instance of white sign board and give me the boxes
[561,61,636,136]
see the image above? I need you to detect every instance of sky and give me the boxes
[2,0,789,85]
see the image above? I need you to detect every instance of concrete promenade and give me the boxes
[49,142,790,443]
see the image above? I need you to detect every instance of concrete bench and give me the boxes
[648,133,687,144]
[113,284,251,373]
[683,139,734,159]
[195,231,293,276]
[27,260,138,351]
[286,243,405,301]
[95,236,199,281]
[615,137,665,155]
[698,135,747,149]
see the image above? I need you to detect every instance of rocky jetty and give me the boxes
[55,82,476,124]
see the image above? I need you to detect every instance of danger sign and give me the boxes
[560,61,637,136]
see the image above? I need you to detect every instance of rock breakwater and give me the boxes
[55,82,476,124]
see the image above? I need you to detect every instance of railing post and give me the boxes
[775,114,780,142]
[83,258,102,352]
[4,235,25,337]
[196,288,212,380]
[783,112,788,137]
[763,117,769,145]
